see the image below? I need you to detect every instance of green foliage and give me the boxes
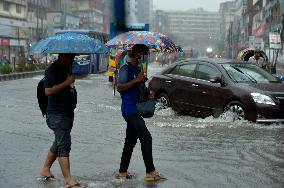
[37,64,47,70]
[24,64,36,72]
[0,64,13,74]
[15,67,24,72]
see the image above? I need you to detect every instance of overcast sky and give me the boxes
[153,0,229,12]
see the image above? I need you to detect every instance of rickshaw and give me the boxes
[236,48,284,81]
[236,48,268,63]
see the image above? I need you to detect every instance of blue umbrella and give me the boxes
[29,32,108,55]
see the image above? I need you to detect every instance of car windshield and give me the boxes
[222,63,280,83]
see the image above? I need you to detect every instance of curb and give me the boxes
[0,71,44,82]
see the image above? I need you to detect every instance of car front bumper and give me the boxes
[253,103,284,123]
[256,119,284,123]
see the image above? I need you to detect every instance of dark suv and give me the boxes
[149,58,284,123]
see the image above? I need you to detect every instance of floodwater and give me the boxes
[0,63,284,188]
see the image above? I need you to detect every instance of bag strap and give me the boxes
[126,64,148,103]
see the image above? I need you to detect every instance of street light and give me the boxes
[206,47,213,53]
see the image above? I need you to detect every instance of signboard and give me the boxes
[248,36,263,50]
[0,39,10,46]
[110,23,150,39]
[47,12,63,28]
[243,0,248,9]
[0,25,28,39]
[248,36,255,49]
[66,15,80,28]
[269,32,281,49]
[5,0,27,6]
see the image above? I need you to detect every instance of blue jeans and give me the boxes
[46,113,73,157]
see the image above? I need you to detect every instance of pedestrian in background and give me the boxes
[116,44,166,181]
[40,53,85,188]
[248,49,267,69]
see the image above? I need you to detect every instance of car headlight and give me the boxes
[251,93,276,105]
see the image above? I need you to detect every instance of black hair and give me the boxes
[129,44,149,58]
[58,53,76,60]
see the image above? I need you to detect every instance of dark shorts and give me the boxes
[46,113,74,157]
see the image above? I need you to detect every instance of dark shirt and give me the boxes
[118,63,144,117]
[44,61,77,117]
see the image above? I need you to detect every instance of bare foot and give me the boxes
[40,167,55,179]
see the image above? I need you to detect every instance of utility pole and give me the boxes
[36,0,39,41]
[40,0,43,38]
[15,26,20,70]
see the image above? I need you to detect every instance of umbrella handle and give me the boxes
[141,54,148,78]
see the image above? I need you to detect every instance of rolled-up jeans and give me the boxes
[46,113,74,157]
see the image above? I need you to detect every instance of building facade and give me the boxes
[71,0,105,32]
[136,0,153,24]
[152,10,169,34]
[0,0,28,66]
[221,0,283,60]
[153,8,221,55]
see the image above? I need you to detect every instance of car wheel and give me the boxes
[156,93,170,110]
[223,101,246,121]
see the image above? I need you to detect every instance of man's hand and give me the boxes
[65,75,75,86]
[135,71,146,83]
[149,90,154,99]
[45,75,75,96]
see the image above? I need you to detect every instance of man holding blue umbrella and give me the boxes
[39,53,84,188]
[30,32,108,188]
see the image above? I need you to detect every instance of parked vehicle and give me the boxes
[72,55,91,76]
[149,58,284,123]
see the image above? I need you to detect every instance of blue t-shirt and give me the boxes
[44,62,77,117]
[118,64,142,117]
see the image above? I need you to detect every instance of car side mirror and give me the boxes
[210,76,222,83]
[210,76,226,87]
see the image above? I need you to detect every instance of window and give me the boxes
[16,4,21,13]
[170,63,196,78]
[196,64,221,81]
[3,2,9,11]
[170,66,180,75]
[178,64,196,77]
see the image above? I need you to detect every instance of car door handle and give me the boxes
[192,84,199,87]
[165,80,172,83]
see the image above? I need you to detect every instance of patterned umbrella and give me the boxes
[29,32,108,56]
[106,31,177,53]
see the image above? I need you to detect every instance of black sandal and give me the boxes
[66,183,85,188]
[38,175,56,181]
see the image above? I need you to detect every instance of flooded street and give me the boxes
[1,66,284,188]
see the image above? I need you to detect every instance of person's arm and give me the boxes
[248,57,253,63]
[117,79,138,92]
[45,75,74,96]
[117,65,145,93]
[117,71,145,92]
